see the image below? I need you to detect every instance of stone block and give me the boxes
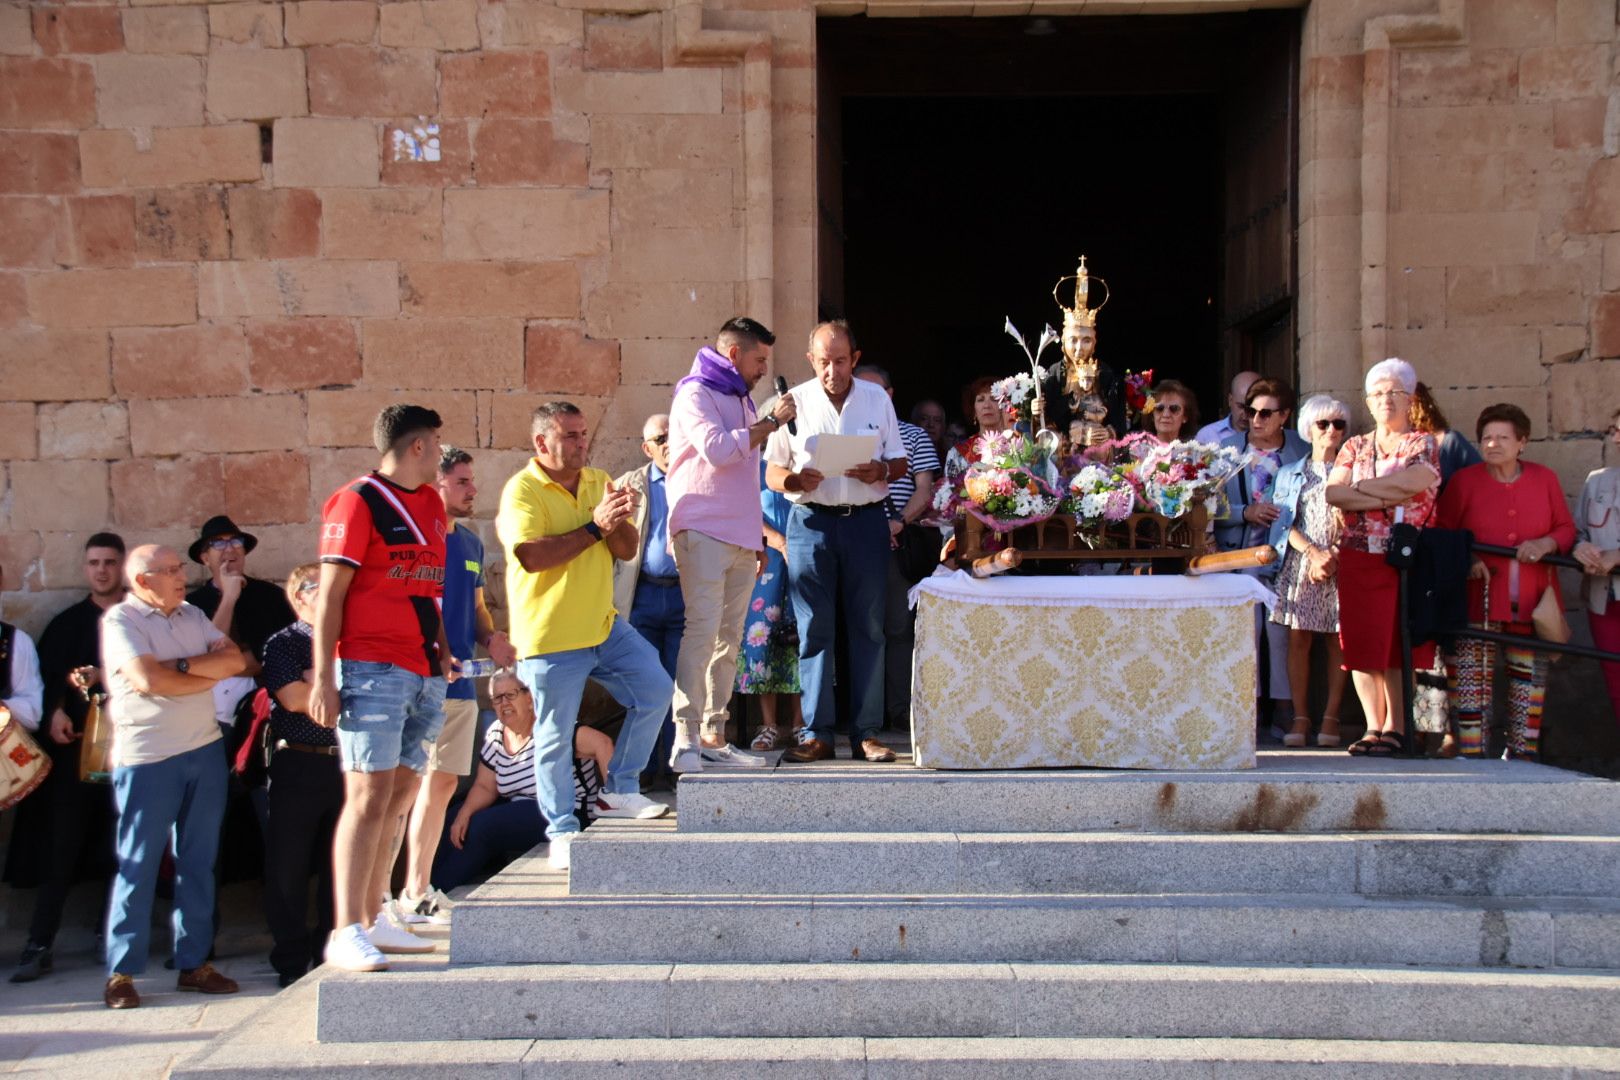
[525,323,620,395]
[109,455,224,531]
[307,388,476,447]
[94,54,203,128]
[198,259,397,317]
[1596,294,1620,359]
[79,126,262,188]
[33,7,124,55]
[380,0,477,50]
[28,268,196,328]
[584,12,661,71]
[0,328,110,401]
[1556,0,1616,43]
[1444,263,1587,326]
[1520,44,1609,101]
[619,337,704,386]
[1551,360,1620,432]
[1606,233,1620,293]
[610,226,743,283]
[612,169,734,230]
[0,4,29,56]
[63,194,135,267]
[401,261,578,318]
[1469,0,1557,47]
[0,196,61,269]
[0,57,96,129]
[322,188,441,260]
[129,394,304,455]
[285,1,376,46]
[1542,324,1589,364]
[1395,48,1518,107]
[135,188,230,261]
[477,0,581,47]
[227,187,321,259]
[272,118,378,188]
[443,189,609,259]
[362,318,524,389]
[585,281,736,339]
[382,118,471,187]
[307,46,437,118]
[206,46,307,120]
[209,3,282,47]
[1554,98,1607,149]
[246,318,362,391]
[1503,150,1591,213]
[113,323,249,398]
[223,450,309,524]
[488,392,607,451]
[9,460,108,531]
[556,70,722,115]
[1395,105,1556,157]
[1386,326,1544,387]
[440,50,549,117]
[591,114,740,169]
[1389,266,1445,331]
[0,133,80,195]
[0,272,24,324]
[1577,157,1620,232]
[1387,211,1540,267]
[122,7,208,54]
[1531,436,1606,499]
[471,119,588,186]
[308,445,382,508]
[0,403,35,460]
[38,401,129,459]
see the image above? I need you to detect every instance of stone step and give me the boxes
[674,753,1620,835]
[311,959,1620,1046]
[568,829,1620,899]
[450,881,1620,969]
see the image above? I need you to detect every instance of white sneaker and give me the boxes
[699,742,770,768]
[384,895,427,927]
[325,923,387,972]
[669,748,704,774]
[401,888,453,926]
[595,790,670,819]
[367,911,436,954]
[547,833,575,871]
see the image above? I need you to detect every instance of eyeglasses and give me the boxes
[490,691,529,705]
[1314,418,1348,431]
[1366,390,1410,401]
[296,581,319,595]
[1153,403,1184,415]
[142,564,185,577]
[647,434,668,446]
[1244,406,1280,421]
[207,537,245,551]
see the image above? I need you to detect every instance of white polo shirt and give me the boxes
[765,375,906,507]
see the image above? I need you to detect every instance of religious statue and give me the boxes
[1068,394,1115,451]
[1049,255,1124,447]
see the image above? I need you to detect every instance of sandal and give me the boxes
[1365,730,1407,757]
[1434,732,1459,759]
[750,727,781,752]
[1347,732,1383,756]
[1283,718,1310,748]
[1316,717,1341,748]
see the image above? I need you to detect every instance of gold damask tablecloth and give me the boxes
[910,573,1272,770]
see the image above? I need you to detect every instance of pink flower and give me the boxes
[764,605,782,622]
[751,598,765,612]
[746,622,770,647]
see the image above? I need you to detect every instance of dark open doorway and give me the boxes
[818,12,1301,431]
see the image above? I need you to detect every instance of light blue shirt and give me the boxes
[640,465,679,579]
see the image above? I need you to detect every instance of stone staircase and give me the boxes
[176,751,1620,1078]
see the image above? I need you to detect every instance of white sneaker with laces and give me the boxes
[402,888,453,926]
[547,833,575,871]
[595,790,670,819]
[325,923,388,972]
[699,742,770,768]
[367,910,436,954]
[669,748,704,774]
[384,894,427,926]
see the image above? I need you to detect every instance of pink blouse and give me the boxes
[1331,431,1440,554]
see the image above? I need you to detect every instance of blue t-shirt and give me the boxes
[443,522,485,701]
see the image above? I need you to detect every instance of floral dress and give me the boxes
[1271,461,1339,633]
[734,463,800,695]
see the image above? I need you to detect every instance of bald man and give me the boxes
[1196,370,1262,445]
[99,544,245,1009]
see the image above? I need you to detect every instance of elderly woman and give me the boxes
[1574,406,1620,726]
[1267,394,1350,747]
[944,376,1010,479]
[1436,404,1576,760]
[1215,378,1310,741]
[1325,358,1441,757]
[1084,378,1200,463]
[433,671,613,890]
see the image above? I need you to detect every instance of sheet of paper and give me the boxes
[807,433,879,476]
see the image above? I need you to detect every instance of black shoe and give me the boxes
[277,970,302,989]
[10,943,53,983]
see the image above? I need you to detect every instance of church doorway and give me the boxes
[817,11,1301,433]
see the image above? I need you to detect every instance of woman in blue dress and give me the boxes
[736,455,802,750]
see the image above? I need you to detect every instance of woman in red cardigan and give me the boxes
[1435,403,1576,759]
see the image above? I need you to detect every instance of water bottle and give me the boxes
[456,657,499,679]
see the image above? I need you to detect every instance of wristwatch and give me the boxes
[176,657,190,675]
[763,414,781,427]
[584,521,604,542]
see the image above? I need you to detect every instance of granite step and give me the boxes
[567,829,1620,898]
[674,753,1620,835]
[312,959,1620,1046]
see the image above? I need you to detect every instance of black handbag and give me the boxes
[1385,522,1421,570]
[895,523,944,586]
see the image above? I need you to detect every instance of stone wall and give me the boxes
[0,0,1616,665]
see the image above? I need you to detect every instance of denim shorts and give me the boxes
[335,659,448,774]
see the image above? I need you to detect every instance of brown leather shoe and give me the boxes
[781,737,835,763]
[176,962,239,995]
[104,973,139,1009]
[858,738,897,763]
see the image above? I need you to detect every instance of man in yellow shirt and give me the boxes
[496,402,671,871]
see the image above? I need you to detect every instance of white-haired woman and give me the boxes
[1269,394,1351,747]
[1325,359,1441,757]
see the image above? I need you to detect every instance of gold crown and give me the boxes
[1053,255,1108,329]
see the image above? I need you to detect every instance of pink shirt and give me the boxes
[667,380,764,552]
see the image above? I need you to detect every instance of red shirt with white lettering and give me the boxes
[319,472,447,677]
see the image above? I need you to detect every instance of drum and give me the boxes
[0,706,51,811]
[77,692,114,784]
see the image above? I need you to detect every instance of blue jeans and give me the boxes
[432,798,547,890]
[335,660,448,774]
[106,739,228,976]
[786,503,888,743]
[629,578,684,782]
[517,620,672,840]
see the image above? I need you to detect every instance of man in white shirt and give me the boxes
[765,320,908,763]
[0,564,43,735]
[1194,370,1261,445]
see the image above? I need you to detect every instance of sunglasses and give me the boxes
[1244,406,1280,421]
[648,434,668,446]
[207,537,246,551]
[1153,403,1183,414]
[1315,418,1348,431]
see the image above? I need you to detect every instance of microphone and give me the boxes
[773,375,796,436]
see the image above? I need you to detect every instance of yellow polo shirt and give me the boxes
[497,460,617,657]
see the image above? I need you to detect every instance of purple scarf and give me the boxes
[677,346,751,400]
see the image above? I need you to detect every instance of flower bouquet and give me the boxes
[1132,439,1250,519]
[1123,368,1154,427]
[990,373,1041,429]
[937,429,1062,533]
[1061,463,1139,547]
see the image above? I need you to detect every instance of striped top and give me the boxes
[886,421,944,521]
[479,720,603,819]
